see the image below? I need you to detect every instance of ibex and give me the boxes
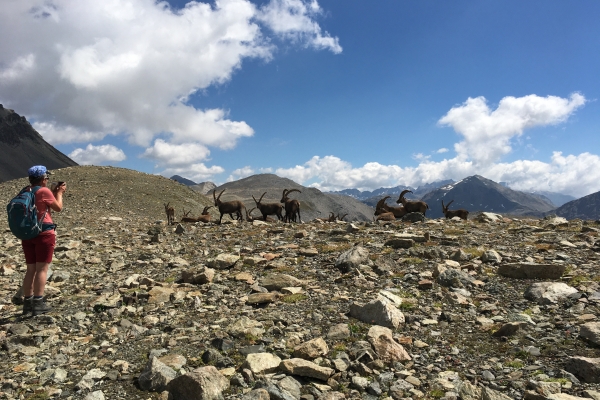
[442,200,469,220]
[180,209,195,223]
[252,192,284,221]
[396,190,429,216]
[164,202,175,225]
[374,196,407,219]
[213,189,245,224]
[336,213,348,222]
[281,189,301,223]
[375,212,396,222]
[246,207,278,223]
[180,206,213,223]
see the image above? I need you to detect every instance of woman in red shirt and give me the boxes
[21,165,66,316]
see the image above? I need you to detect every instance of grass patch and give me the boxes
[281,294,307,303]
[522,309,534,316]
[25,393,50,400]
[463,247,484,258]
[399,302,416,311]
[429,389,445,399]
[569,275,592,286]
[534,243,555,251]
[505,360,524,369]
[165,274,178,283]
[401,257,425,265]
[443,229,464,236]
[317,243,352,253]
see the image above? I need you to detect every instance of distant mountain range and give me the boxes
[420,175,557,218]
[0,105,77,182]
[333,180,454,207]
[170,175,217,195]
[554,191,600,220]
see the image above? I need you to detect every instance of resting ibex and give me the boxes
[252,192,284,222]
[180,206,213,223]
[336,213,348,222]
[374,196,407,219]
[164,202,175,225]
[442,200,469,220]
[246,207,278,223]
[281,189,301,223]
[180,209,195,223]
[396,190,429,216]
[213,189,245,224]
[375,212,396,222]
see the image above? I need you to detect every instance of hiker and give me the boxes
[20,165,66,316]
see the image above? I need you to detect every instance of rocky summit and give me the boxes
[0,166,599,400]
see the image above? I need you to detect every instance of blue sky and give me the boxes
[1,1,599,197]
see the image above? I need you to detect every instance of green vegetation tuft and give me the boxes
[281,294,307,303]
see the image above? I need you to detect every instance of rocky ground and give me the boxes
[0,166,599,400]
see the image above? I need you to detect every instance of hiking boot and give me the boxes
[22,298,33,315]
[32,298,52,316]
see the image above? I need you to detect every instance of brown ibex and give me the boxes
[246,207,278,223]
[442,200,469,220]
[281,189,301,223]
[213,189,245,224]
[180,209,195,223]
[180,206,213,223]
[396,190,429,216]
[375,212,396,222]
[252,192,284,221]
[374,196,407,219]
[336,213,348,221]
[164,202,175,225]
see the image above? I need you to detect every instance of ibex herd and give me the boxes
[374,191,468,221]
[164,188,305,225]
[165,186,470,225]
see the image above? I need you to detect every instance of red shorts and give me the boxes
[22,233,56,264]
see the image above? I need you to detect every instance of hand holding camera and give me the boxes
[51,181,66,195]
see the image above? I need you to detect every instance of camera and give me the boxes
[51,181,65,192]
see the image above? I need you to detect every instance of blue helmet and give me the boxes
[28,165,51,178]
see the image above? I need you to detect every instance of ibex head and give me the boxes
[253,192,267,206]
[397,189,413,204]
[442,200,454,212]
[376,196,391,210]
[202,206,212,215]
[213,189,225,205]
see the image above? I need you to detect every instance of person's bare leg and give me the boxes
[33,262,50,296]
[22,263,37,297]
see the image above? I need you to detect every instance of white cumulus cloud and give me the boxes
[142,139,211,166]
[257,0,342,53]
[438,93,586,166]
[161,164,225,183]
[227,166,256,181]
[0,0,340,158]
[69,144,126,165]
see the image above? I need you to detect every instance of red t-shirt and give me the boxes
[33,186,55,225]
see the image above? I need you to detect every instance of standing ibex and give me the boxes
[252,192,284,222]
[396,190,429,216]
[213,189,245,224]
[281,189,301,223]
[442,200,469,220]
[164,202,175,225]
[374,196,407,219]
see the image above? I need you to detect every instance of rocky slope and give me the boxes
[0,105,77,182]
[555,191,600,221]
[0,166,599,400]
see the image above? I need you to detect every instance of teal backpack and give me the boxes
[6,186,48,240]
